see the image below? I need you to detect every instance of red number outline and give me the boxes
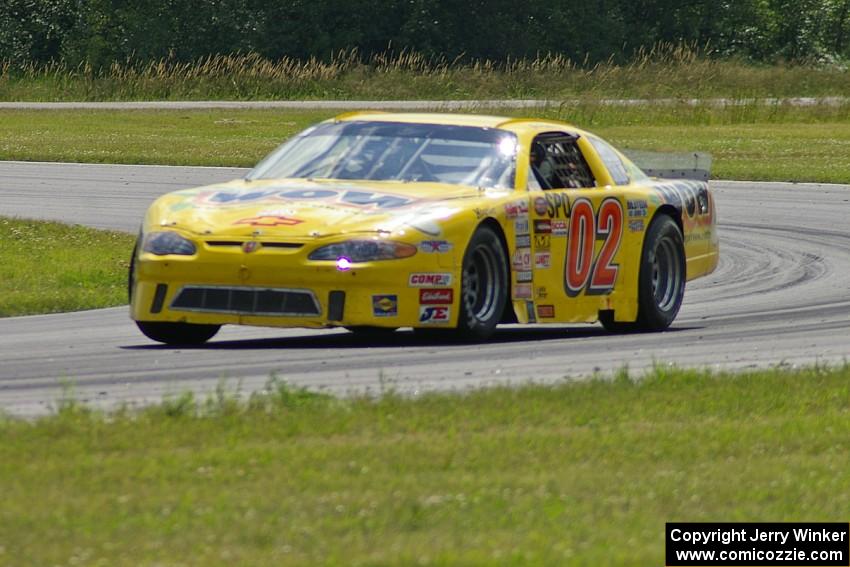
[564,197,623,297]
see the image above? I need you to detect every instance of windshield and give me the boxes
[248,121,517,189]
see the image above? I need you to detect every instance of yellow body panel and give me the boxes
[131,113,718,330]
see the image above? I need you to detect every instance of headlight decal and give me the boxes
[308,240,416,263]
[142,231,197,255]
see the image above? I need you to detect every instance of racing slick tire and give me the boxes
[600,214,685,333]
[450,225,509,341]
[136,321,221,345]
[129,241,221,345]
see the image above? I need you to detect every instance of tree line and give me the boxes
[2,0,849,68]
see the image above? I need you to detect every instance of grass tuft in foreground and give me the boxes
[0,217,135,317]
[1,365,849,565]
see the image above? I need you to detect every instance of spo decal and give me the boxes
[545,192,570,218]
[565,197,624,297]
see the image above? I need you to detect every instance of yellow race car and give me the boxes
[130,112,718,344]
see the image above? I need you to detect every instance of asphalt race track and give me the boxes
[1,161,849,416]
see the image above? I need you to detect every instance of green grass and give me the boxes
[1,365,849,565]
[3,49,850,101]
[0,218,135,317]
[2,103,850,182]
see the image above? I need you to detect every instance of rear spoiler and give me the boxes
[622,150,712,182]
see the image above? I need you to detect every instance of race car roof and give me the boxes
[333,111,583,135]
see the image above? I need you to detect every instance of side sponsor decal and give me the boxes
[514,283,532,299]
[419,240,453,253]
[551,219,568,236]
[535,286,548,299]
[627,199,648,218]
[537,304,555,318]
[419,305,451,324]
[409,273,452,287]
[533,219,552,234]
[372,295,398,317]
[534,196,548,216]
[511,248,532,271]
[565,197,624,297]
[628,219,645,232]
[516,270,533,283]
[534,252,551,269]
[534,234,550,250]
[504,200,529,219]
[516,234,531,248]
[419,288,453,305]
[514,218,530,235]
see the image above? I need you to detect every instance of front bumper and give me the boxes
[130,243,460,329]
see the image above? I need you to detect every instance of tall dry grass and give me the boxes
[1,46,849,101]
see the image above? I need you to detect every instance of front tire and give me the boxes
[136,321,221,345]
[455,225,508,341]
[601,214,685,332]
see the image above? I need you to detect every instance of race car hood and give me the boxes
[145,178,490,239]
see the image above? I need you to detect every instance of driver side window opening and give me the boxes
[528,132,596,190]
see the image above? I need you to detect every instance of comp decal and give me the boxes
[564,197,624,297]
[409,273,452,287]
[419,306,450,324]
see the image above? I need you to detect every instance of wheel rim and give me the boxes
[651,235,682,312]
[463,243,499,322]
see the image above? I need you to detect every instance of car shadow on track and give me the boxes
[122,324,697,350]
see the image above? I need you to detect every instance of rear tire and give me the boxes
[136,321,220,345]
[601,214,685,332]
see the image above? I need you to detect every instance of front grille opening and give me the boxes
[171,285,320,317]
